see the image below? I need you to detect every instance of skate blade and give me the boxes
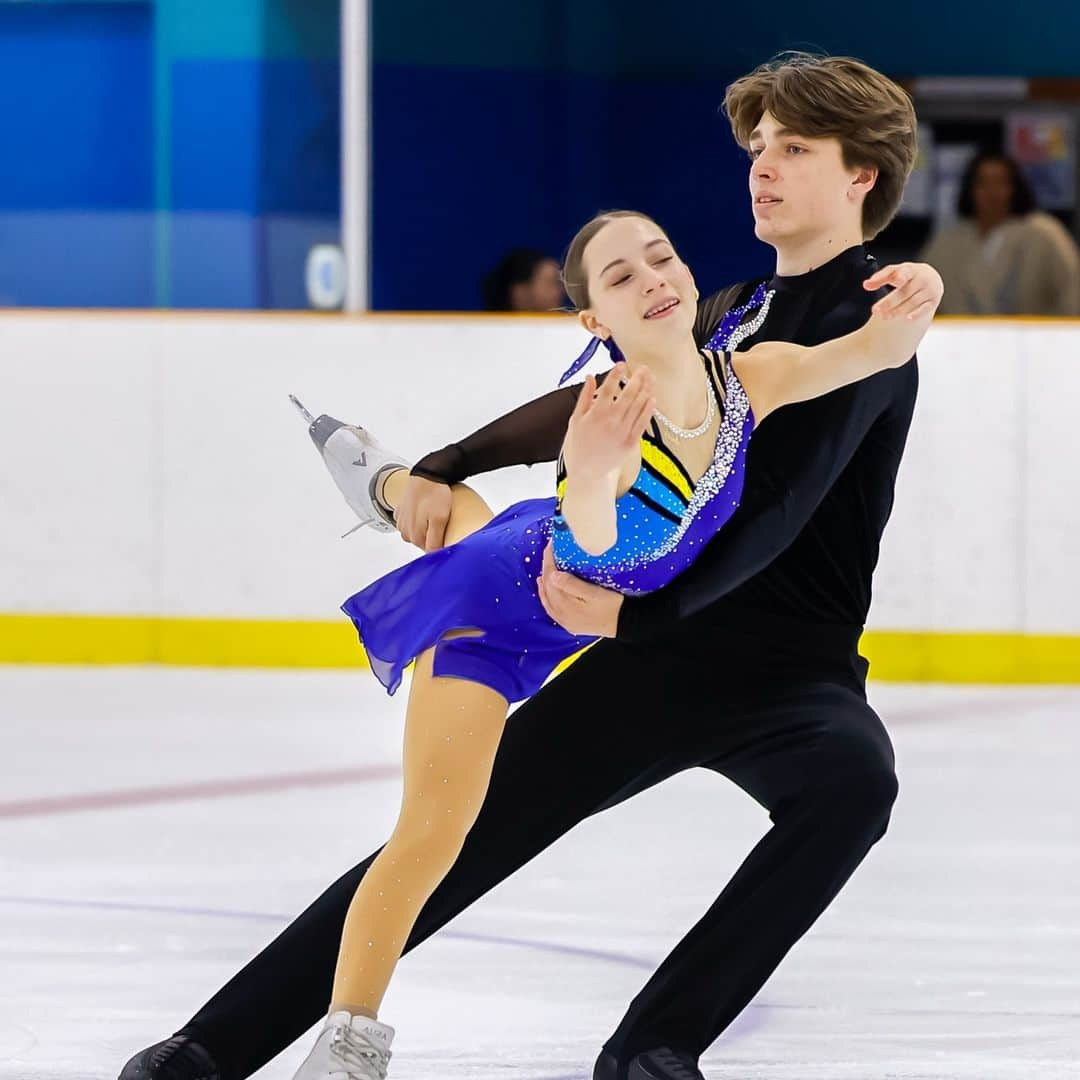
[341,519,395,539]
[288,394,316,425]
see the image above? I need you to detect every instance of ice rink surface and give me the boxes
[2,666,1078,1080]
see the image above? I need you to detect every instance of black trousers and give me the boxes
[180,635,897,1080]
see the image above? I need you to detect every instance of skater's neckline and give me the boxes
[768,244,871,293]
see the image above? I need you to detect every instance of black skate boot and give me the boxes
[594,1046,706,1080]
[118,1034,221,1080]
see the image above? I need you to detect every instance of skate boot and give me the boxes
[117,1034,220,1080]
[290,395,409,536]
[628,1047,705,1080]
[594,1046,705,1080]
[290,1010,395,1080]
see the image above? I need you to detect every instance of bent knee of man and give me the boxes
[823,757,899,826]
[861,762,899,819]
[809,722,898,813]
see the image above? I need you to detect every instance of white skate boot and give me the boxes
[290,396,410,536]
[290,1010,394,1080]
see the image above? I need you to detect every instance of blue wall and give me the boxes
[0,0,341,308]
[0,3,154,306]
[370,65,771,309]
[157,1,341,308]
[3,1,1079,309]
[370,0,1080,308]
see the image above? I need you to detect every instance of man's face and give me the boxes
[747,110,870,248]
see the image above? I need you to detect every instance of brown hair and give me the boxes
[724,52,918,240]
[561,209,666,311]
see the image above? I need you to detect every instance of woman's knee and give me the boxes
[389,807,472,866]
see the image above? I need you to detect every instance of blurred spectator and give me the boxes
[482,248,566,312]
[921,151,1080,316]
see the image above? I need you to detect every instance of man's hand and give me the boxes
[864,262,944,321]
[395,474,454,551]
[537,541,623,637]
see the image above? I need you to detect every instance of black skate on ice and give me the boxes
[595,1046,706,1080]
[118,1034,221,1080]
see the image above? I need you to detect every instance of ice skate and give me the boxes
[117,1034,220,1080]
[628,1047,705,1080]
[290,1010,394,1080]
[290,395,409,536]
[594,1046,706,1080]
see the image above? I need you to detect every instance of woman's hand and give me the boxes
[562,362,656,482]
[395,474,454,552]
[864,262,944,321]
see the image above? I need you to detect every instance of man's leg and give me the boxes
[174,640,698,1080]
[600,681,898,1068]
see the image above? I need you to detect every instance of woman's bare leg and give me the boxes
[329,469,505,1016]
[329,638,508,1016]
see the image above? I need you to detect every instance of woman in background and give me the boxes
[921,150,1080,316]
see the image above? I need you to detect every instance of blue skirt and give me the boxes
[341,497,598,704]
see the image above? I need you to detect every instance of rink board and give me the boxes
[1,311,1078,682]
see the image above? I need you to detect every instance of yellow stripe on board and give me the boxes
[1,614,1078,684]
[0,614,367,669]
[859,630,1080,685]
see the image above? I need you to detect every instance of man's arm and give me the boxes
[615,360,911,641]
[736,263,938,423]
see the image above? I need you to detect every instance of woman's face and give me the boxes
[972,160,1016,224]
[579,216,697,356]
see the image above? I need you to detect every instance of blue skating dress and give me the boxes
[341,347,757,703]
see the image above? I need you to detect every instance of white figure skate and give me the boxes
[290,1010,394,1080]
[290,395,409,537]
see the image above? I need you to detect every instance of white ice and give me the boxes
[1,666,1078,1079]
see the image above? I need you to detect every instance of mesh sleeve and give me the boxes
[410,372,615,485]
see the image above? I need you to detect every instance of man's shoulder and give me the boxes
[694,277,769,346]
[702,277,768,310]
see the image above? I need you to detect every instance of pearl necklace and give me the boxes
[653,369,715,440]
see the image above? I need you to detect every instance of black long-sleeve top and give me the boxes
[411,244,918,660]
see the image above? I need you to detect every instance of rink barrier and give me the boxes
[3,312,1079,680]
[1,614,1078,684]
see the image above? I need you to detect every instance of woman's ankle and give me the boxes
[374,466,407,515]
[329,1001,379,1021]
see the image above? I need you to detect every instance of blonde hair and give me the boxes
[724,52,918,240]
[560,209,667,311]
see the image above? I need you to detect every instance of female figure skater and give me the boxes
[291,209,942,1080]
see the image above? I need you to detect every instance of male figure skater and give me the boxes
[121,52,920,1080]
